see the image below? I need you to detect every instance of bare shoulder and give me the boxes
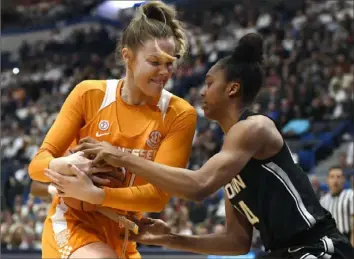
[225,115,283,159]
[247,115,283,159]
[246,115,276,128]
[228,115,276,137]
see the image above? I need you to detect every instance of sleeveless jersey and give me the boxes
[224,110,336,251]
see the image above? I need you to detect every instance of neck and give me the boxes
[122,72,150,106]
[218,105,246,133]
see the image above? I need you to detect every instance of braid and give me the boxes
[170,19,188,58]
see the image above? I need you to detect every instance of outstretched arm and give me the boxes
[81,116,274,201]
[132,194,253,255]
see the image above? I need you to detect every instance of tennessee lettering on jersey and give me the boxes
[116,146,157,161]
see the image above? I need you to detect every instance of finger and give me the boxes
[69,164,87,179]
[71,143,96,153]
[74,151,84,157]
[90,166,114,174]
[51,183,65,193]
[79,137,98,144]
[74,160,94,175]
[92,152,105,166]
[80,148,102,158]
[127,215,141,225]
[91,175,110,185]
[44,169,67,185]
[140,218,155,225]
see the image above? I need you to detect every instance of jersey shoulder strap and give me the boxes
[99,79,120,111]
[157,89,173,121]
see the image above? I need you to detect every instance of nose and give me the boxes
[200,86,206,97]
[158,64,171,76]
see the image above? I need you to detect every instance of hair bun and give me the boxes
[232,33,263,63]
[140,1,175,23]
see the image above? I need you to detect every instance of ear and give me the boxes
[121,47,134,67]
[227,82,240,97]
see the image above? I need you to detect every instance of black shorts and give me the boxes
[261,232,354,259]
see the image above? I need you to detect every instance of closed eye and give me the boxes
[150,61,160,66]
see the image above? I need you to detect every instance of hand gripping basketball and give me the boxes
[48,151,125,211]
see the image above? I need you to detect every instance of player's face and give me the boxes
[130,38,177,97]
[327,168,345,194]
[200,64,239,120]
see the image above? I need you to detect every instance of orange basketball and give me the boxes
[63,168,126,212]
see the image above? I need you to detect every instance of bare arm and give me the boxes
[115,116,277,201]
[163,196,252,255]
[133,192,252,255]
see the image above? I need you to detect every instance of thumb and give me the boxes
[74,151,84,157]
[69,164,85,178]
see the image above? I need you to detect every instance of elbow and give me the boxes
[192,173,216,201]
[28,160,43,181]
[189,183,210,202]
[233,236,252,255]
[237,245,251,255]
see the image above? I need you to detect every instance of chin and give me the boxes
[202,108,214,120]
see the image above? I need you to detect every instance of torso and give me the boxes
[224,110,336,251]
[79,79,168,187]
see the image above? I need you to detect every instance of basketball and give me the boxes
[63,167,126,212]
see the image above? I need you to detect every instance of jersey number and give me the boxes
[238,201,259,225]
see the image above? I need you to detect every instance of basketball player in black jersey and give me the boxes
[71,33,354,258]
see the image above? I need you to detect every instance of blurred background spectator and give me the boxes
[1,0,353,256]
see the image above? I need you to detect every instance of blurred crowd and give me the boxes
[2,0,102,30]
[1,0,353,252]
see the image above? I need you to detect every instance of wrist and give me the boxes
[165,233,179,246]
[118,151,130,168]
[90,186,105,205]
[49,158,58,170]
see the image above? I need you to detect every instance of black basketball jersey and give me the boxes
[224,110,336,251]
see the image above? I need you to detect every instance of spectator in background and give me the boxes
[310,175,325,200]
[320,166,354,246]
[346,142,353,169]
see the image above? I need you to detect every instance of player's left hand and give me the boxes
[44,164,104,205]
[126,218,172,246]
[73,139,124,168]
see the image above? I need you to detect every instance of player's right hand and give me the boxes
[126,218,172,246]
